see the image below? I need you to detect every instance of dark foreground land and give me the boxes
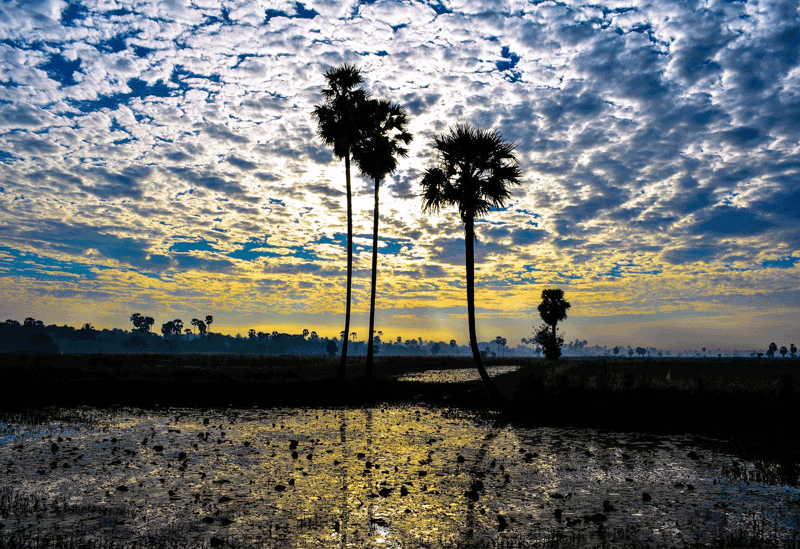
[1,353,799,549]
[4,353,799,459]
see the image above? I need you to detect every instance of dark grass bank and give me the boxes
[3,353,799,459]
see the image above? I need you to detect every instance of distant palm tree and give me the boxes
[312,64,370,380]
[205,315,213,334]
[538,288,571,345]
[351,98,412,379]
[420,124,521,403]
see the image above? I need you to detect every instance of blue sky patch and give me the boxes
[41,54,81,87]
[761,257,799,269]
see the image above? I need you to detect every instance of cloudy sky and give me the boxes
[1,0,798,351]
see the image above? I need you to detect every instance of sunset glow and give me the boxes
[1,0,798,351]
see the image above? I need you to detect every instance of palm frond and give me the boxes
[419,123,521,223]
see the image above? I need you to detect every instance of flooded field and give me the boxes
[1,406,798,548]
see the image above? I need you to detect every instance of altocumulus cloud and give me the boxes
[0,0,797,349]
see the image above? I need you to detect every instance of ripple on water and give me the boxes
[0,406,797,548]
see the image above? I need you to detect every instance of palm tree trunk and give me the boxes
[339,154,353,380]
[365,177,380,379]
[465,217,508,405]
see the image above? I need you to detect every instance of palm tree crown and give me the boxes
[311,65,370,160]
[421,124,521,225]
[352,99,412,182]
[538,289,571,329]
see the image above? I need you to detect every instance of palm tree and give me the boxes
[312,64,370,380]
[538,288,571,355]
[420,124,521,403]
[351,99,412,379]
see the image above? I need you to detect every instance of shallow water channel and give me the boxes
[393,365,519,383]
[1,405,798,548]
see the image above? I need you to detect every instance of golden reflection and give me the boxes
[0,408,798,547]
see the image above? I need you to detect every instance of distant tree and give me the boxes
[191,318,207,336]
[326,339,338,356]
[205,315,213,334]
[81,323,94,331]
[538,289,570,349]
[303,328,309,339]
[780,346,788,358]
[534,324,563,361]
[161,320,183,337]
[494,335,506,357]
[312,64,370,381]
[767,342,778,358]
[23,317,37,327]
[248,329,257,339]
[309,331,319,342]
[432,342,441,356]
[397,336,402,344]
[5,319,20,326]
[636,347,647,357]
[130,313,154,333]
[613,346,620,356]
[450,339,457,350]
[628,348,634,357]
[184,329,192,336]
[161,321,174,336]
[791,343,797,358]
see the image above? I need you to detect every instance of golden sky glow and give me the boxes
[0,0,798,351]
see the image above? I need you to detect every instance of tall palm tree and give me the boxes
[352,99,412,379]
[420,124,521,403]
[312,64,370,380]
[538,289,571,344]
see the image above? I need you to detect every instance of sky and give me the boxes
[0,0,798,352]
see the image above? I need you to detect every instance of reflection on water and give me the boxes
[0,406,798,548]
[394,365,520,383]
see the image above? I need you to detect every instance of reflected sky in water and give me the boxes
[393,365,520,383]
[1,407,798,547]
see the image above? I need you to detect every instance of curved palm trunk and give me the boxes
[338,155,353,380]
[465,217,508,405]
[365,177,380,379]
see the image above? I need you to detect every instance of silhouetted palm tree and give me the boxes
[205,315,213,334]
[352,99,412,379]
[538,288,571,352]
[312,64,369,380]
[420,124,521,403]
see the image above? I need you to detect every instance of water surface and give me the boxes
[0,406,797,548]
